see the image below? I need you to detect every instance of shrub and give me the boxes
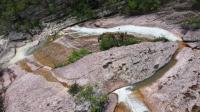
[192,0,200,10]
[153,37,169,42]
[181,17,200,30]
[99,33,142,51]
[68,83,83,96]
[68,49,91,63]
[125,0,160,15]
[71,0,94,20]
[77,86,108,112]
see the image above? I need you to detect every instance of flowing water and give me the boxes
[7,38,48,66]
[113,42,186,112]
[5,24,184,112]
[68,25,182,41]
[65,25,184,112]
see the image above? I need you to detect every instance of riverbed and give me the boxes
[5,24,184,112]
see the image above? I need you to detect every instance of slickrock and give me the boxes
[55,42,178,92]
[3,42,178,112]
[140,48,200,112]
[4,73,75,112]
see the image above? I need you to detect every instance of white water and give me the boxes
[114,86,149,112]
[69,25,182,41]
[8,40,39,65]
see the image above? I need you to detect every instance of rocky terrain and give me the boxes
[0,0,200,112]
[140,48,200,112]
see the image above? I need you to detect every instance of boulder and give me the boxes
[183,29,200,49]
[183,29,200,42]
[54,42,178,92]
[140,48,200,112]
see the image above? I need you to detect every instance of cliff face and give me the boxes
[0,0,125,36]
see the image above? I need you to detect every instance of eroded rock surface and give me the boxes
[183,29,200,49]
[141,48,200,112]
[3,42,178,112]
[55,42,178,92]
[4,73,75,112]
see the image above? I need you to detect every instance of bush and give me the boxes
[70,0,94,20]
[192,0,200,10]
[77,86,108,112]
[181,17,200,30]
[125,0,160,15]
[99,33,142,51]
[68,49,91,63]
[68,83,83,96]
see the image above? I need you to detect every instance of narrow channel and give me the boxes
[113,41,187,112]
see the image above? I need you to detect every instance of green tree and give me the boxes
[125,0,160,15]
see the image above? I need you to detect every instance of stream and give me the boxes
[5,24,183,112]
[113,44,180,112]
[67,25,183,112]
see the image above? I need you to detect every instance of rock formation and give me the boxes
[54,42,178,92]
[3,42,178,112]
[141,48,200,112]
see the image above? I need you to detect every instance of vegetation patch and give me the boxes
[68,83,83,96]
[99,33,142,51]
[71,0,94,20]
[192,0,200,10]
[68,49,91,64]
[180,16,200,30]
[68,84,108,112]
[124,0,160,15]
[34,43,74,68]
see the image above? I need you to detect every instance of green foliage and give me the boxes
[181,17,200,30]
[192,0,200,10]
[0,0,41,33]
[77,86,108,112]
[68,83,83,96]
[68,49,91,63]
[99,33,142,51]
[125,0,160,15]
[71,0,94,20]
[153,37,169,42]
